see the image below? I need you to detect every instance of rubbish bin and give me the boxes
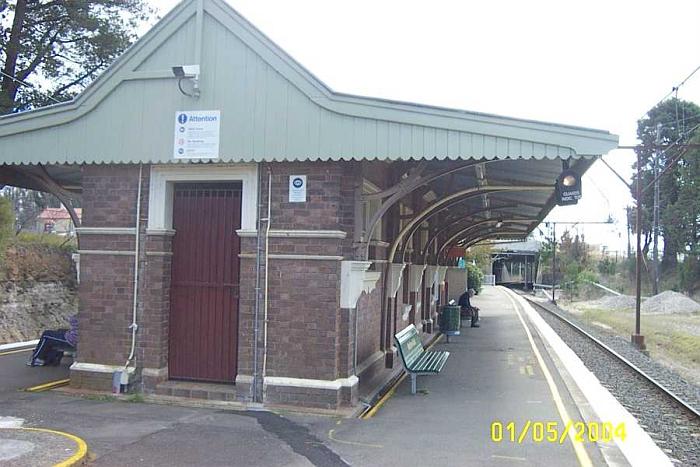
[439,305,461,342]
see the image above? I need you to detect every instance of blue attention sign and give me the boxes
[177,113,188,124]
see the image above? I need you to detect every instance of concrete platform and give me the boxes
[0,286,670,466]
[289,286,618,466]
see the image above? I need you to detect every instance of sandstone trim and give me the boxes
[236,229,347,239]
[146,229,176,236]
[263,375,359,390]
[77,249,136,256]
[70,362,136,374]
[239,253,343,261]
[76,227,136,235]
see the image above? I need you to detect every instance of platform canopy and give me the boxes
[0,0,618,251]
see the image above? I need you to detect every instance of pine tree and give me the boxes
[633,98,700,272]
[0,0,154,114]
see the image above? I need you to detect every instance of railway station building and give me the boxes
[0,0,617,410]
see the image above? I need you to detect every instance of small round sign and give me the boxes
[177,113,188,124]
[292,177,304,188]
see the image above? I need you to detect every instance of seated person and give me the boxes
[27,315,78,367]
[458,288,480,328]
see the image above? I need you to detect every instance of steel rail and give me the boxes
[520,293,700,421]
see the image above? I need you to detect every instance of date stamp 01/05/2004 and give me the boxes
[490,421,627,444]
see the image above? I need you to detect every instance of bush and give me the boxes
[597,257,617,276]
[679,256,700,295]
[0,197,12,243]
[0,197,13,261]
[466,263,484,294]
[15,231,77,252]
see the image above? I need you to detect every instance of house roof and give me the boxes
[38,207,82,221]
[0,0,618,167]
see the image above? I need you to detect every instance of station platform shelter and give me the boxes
[491,240,541,289]
[0,0,618,411]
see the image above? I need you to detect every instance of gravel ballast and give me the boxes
[525,296,700,466]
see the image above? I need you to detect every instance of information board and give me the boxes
[289,175,307,203]
[173,110,220,159]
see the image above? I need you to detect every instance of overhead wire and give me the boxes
[0,69,62,104]
[641,63,700,121]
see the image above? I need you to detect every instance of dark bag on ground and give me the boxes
[44,348,64,366]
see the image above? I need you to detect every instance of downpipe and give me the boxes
[252,165,265,402]
[261,169,272,402]
[120,164,143,392]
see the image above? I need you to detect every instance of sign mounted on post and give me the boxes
[173,110,220,159]
[289,175,307,203]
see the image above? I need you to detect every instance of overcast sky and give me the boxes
[149,0,700,254]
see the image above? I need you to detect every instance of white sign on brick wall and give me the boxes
[289,175,306,202]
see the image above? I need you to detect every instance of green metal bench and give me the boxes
[394,325,450,394]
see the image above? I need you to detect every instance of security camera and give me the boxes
[172,64,201,98]
[171,64,200,78]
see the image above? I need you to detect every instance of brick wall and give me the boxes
[236,238,257,380]
[81,165,144,227]
[254,161,357,381]
[140,234,173,371]
[356,285,382,365]
[264,259,340,380]
[72,160,389,409]
[74,165,146,385]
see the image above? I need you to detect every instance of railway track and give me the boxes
[520,293,700,465]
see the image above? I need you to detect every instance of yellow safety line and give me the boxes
[501,287,592,467]
[0,348,32,356]
[26,378,71,393]
[360,334,444,419]
[16,427,88,467]
[360,373,407,419]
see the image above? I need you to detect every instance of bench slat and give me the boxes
[412,350,449,373]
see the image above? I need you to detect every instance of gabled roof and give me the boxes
[38,207,82,221]
[0,0,618,166]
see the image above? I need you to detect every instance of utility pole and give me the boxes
[626,206,632,258]
[652,123,662,295]
[551,222,557,305]
[632,150,646,351]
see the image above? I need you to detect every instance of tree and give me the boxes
[0,0,154,115]
[0,195,12,242]
[1,186,55,233]
[633,98,700,272]
[465,262,484,294]
[464,244,492,273]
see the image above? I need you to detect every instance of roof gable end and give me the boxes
[0,0,618,165]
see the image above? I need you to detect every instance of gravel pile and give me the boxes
[585,294,637,310]
[642,290,700,314]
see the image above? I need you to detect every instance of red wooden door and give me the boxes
[169,183,241,383]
